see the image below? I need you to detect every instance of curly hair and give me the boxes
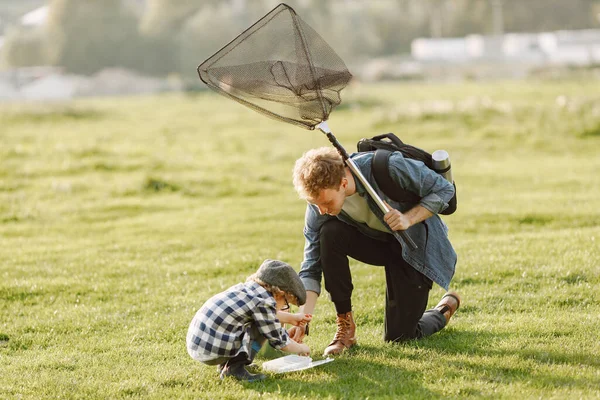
[247,275,300,306]
[292,147,345,200]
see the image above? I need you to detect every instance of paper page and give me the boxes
[262,355,333,373]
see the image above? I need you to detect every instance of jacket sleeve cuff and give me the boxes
[301,277,321,296]
[420,192,447,214]
[270,332,291,350]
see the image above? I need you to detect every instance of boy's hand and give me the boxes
[297,343,310,357]
[280,312,312,326]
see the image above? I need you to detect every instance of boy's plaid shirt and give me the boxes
[186,281,290,362]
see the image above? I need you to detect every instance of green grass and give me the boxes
[1,80,599,399]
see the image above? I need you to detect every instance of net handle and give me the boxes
[317,122,418,251]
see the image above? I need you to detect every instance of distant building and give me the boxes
[412,35,506,62]
[411,38,470,62]
[465,35,504,60]
[540,30,600,65]
[503,33,543,57]
[411,29,600,66]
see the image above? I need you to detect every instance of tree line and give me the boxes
[1,0,598,82]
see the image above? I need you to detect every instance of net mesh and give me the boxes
[198,3,352,130]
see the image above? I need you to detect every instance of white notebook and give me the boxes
[262,355,334,373]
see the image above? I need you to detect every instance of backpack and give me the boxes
[356,133,457,215]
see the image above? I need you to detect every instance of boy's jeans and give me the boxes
[202,324,267,366]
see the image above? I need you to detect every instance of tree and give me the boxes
[45,0,141,75]
[502,0,600,33]
[139,0,206,37]
[178,4,244,82]
[0,26,46,68]
[138,0,229,77]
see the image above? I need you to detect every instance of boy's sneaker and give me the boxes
[220,362,265,382]
[217,362,255,375]
[217,363,226,374]
[245,363,259,372]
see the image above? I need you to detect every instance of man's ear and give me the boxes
[341,177,348,190]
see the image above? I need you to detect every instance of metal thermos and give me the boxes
[432,150,453,183]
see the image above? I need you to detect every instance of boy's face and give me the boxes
[307,179,347,216]
[275,293,291,311]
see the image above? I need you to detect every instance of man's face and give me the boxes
[308,181,346,216]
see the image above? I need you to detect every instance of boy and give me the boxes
[186,259,312,382]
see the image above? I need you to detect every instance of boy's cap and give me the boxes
[256,259,306,306]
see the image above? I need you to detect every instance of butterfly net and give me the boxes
[198,3,352,129]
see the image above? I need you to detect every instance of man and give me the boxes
[289,147,460,356]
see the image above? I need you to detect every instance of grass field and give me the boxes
[1,80,599,399]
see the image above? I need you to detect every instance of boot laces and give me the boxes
[333,315,351,341]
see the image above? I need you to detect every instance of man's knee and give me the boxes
[385,330,420,342]
[384,307,423,342]
[385,322,421,342]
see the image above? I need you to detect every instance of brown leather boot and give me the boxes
[323,311,357,356]
[434,292,461,324]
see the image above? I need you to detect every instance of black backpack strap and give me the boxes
[372,149,421,204]
[372,149,394,197]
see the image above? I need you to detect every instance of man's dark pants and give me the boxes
[320,219,447,341]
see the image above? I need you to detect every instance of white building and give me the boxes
[464,34,504,60]
[411,29,600,66]
[539,30,600,65]
[411,38,470,62]
[503,33,545,60]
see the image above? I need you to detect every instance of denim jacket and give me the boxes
[299,151,457,293]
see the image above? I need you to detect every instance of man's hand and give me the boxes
[383,201,412,231]
[287,290,318,343]
[281,313,312,343]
